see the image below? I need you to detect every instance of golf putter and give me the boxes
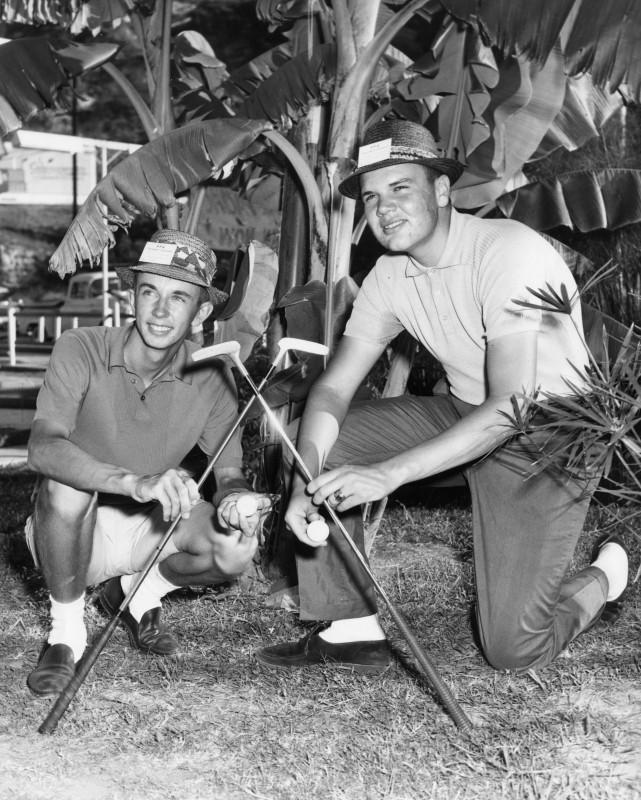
[225,349,473,735]
[39,337,328,734]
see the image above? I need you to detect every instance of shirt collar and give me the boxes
[108,322,192,384]
[404,207,463,277]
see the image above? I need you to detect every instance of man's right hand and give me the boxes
[130,468,200,521]
[285,490,328,548]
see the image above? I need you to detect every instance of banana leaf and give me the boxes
[173,30,230,97]
[1,0,134,33]
[496,168,641,232]
[0,36,119,135]
[49,117,273,277]
[531,74,623,160]
[442,0,641,99]
[395,22,499,159]
[451,48,567,208]
[256,0,318,30]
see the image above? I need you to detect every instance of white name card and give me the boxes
[357,138,392,168]
[139,242,177,264]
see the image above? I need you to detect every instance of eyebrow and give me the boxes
[361,174,415,196]
[138,280,192,299]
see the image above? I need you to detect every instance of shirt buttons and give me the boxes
[130,378,136,384]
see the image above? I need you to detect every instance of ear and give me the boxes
[435,174,451,207]
[193,301,213,327]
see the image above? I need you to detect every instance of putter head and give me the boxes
[192,340,241,363]
[277,337,329,358]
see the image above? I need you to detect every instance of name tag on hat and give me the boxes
[357,138,392,168]
[139,241,177,264]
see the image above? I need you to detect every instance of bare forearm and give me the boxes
[28,436,138,497]
[381,396,515,487]
[294,382,350,487]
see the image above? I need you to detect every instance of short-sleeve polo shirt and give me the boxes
[345,209,588,405]
[34,324,242,475]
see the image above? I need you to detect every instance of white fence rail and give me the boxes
[1,303,123,367]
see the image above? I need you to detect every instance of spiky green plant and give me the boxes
[506,279,641,548]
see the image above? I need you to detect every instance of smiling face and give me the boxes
[360,163,451,266]
[133,272,211,351]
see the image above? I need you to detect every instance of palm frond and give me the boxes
[49,118,272,276]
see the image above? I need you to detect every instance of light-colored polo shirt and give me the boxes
[35,324,242,475]
[345,209,588,405]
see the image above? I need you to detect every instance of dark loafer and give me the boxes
[27,643,76,697]
[98,577,179,656]
[256,627,391,674]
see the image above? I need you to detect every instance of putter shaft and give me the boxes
[233,361,473,734]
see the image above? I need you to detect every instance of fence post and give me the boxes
[8,305,17,367]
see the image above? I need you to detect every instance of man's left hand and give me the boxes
[308,464,397,511]
[216,492,272,536]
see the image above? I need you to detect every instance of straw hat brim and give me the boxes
[117,264,229,309]
[338,156,465,199]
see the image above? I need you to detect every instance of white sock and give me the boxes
[47,594,87,663]
[121,564,181,623]
[592,541,628,601]
[318,615,386,643]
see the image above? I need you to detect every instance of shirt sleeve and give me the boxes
[34,330,90,433]
[196,364,243,468]
[344,260,405,344]
[476,225,556,341]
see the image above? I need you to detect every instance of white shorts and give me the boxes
[25,499,214,586]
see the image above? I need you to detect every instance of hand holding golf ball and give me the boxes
[235,493,259,518]
[217,491,270,537]
[306,517,329,544]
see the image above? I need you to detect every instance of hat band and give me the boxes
[387,145,443,161]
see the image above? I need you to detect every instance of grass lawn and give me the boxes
[0,468,639,800]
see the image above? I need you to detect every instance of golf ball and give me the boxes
[236,494,259,517]
[306,519,330,543]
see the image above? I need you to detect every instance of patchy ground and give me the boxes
[0,471,640,800]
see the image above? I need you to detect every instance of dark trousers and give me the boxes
[294,394,608,672]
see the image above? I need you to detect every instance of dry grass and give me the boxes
[0,470,639,800]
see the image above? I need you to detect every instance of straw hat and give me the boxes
[118,229,228,306]
[338,119,464,199]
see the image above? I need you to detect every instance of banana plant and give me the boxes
[0,0,637,352]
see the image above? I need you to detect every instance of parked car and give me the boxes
[14,271,133,340]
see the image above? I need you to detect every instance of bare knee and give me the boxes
[36,479,96,525]
[211,531,258,577]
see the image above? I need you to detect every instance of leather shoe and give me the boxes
[98,577,179,656]
[589,534,629,628]
[27,643,76,697]
[256,626,391,674]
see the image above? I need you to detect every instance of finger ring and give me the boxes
[333,490,345,504]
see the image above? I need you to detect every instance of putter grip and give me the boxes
[38,615,121,734]
[387,604,473,734]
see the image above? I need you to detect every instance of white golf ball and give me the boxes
[236,494,259,517]
[306,519,330,543]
